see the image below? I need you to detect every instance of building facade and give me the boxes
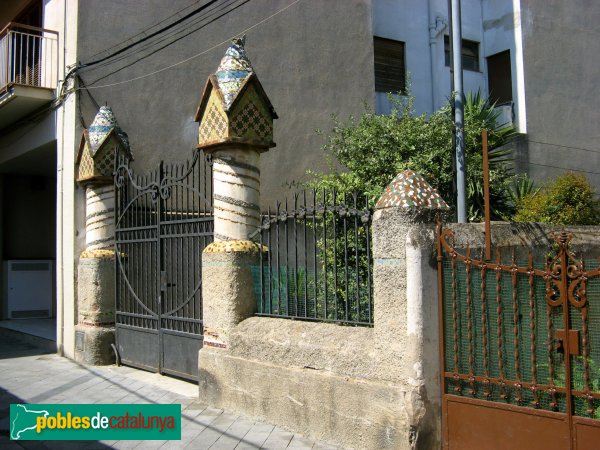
[0,0,598,359]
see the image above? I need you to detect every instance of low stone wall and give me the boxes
[199,203,443,449]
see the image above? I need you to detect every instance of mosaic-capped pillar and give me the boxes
[196,37,276,356]
[371,170,450,446]
[74,106,132,365]
[195,36,277,242]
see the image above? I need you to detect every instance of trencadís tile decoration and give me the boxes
[375,170,449,209]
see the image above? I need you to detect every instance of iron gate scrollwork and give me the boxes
[437,224,600,450]
[114,151,213,381]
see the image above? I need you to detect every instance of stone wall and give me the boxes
[199,216,600,450]
[198,172,449,449]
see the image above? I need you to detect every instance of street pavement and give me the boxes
[0,333,339,449]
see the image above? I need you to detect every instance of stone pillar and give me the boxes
[194,37,276,349]
[74,106,132,365]
[372,170,449,450]
[74,184,116,365]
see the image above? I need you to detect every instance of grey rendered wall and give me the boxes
[520,0,600,189]
[75,0,375,208]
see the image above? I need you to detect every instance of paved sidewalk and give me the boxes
[0,335,339,449]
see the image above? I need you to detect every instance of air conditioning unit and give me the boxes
[6,260,54,319]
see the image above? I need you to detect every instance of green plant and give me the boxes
[509,174,539,205]
[305,91,517,221]
[514,172,600,225]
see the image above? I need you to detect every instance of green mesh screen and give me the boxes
[570,258,600,418]
[442,253,568,413]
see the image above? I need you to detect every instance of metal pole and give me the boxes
[451,0,467,222]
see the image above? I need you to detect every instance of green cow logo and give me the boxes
[10,404,49,440]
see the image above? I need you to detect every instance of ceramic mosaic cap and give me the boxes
[215,36,253,110]
[204,240,263,253]
[376,170,450,210]
[88,106,131,156]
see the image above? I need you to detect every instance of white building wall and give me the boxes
[373,0,522,120]
[482,0,526,132]
[44,0,80,359]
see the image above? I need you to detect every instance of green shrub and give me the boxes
[305,92,517,221]
[514,172,600,225]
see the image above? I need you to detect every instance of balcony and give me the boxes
[0,23,58,130]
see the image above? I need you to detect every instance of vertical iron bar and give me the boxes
[466,246,475,395]
[511,249,522,404]
[285,198,290,316]
[312,190,318,318]
[294,193,299,317]
[157,161,164,373]
[365,195,372,324]
[322,189,328,321]
[260,213,264,314]
[267,206,272,315]
[581,292,593,415]
[528,251,539,407]
[25,32,29,85]
[303,191,308,318]
[276,202,281,315]
[480,250,490,398]
[343,193,349,322]
[332,190,338,321]
[558,237,574,445]
[451,237,460,392]
[496,248,507,399]
[354,192,360,323]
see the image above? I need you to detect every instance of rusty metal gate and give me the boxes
[437,224,600,449]
[114,151,213,381]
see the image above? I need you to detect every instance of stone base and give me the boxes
[77,254,115,325]
[74,324,115,365]
[199,347,424,450]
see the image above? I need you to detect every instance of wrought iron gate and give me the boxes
[114,151,213,381]
[437,224,600,450]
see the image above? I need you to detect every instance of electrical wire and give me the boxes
[82,0,303,90]
[526,139,600,156]
[86,0,205,61]
[79,0,219,70]
[86,0,250,86]
[525,161,600,176]
[2,0,301,141]
[81,0,240,72]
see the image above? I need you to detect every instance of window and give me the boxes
[374,37,406,93]
[444,36,480,72]
[487,50,513,105]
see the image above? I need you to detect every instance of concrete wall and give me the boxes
[518,0,600,190]
[199,206,443,449]
[74,0,374,208]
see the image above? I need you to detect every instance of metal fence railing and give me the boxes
[250,190,373,326]
[0,23,59,92]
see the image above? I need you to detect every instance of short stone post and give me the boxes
[372,170,449,449]
[195,37,277,349]
[74,106,132,365]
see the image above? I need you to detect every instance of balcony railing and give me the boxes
[0,23,58,92]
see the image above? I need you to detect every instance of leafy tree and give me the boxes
[306,92,517,221]
[514,172,600,225]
